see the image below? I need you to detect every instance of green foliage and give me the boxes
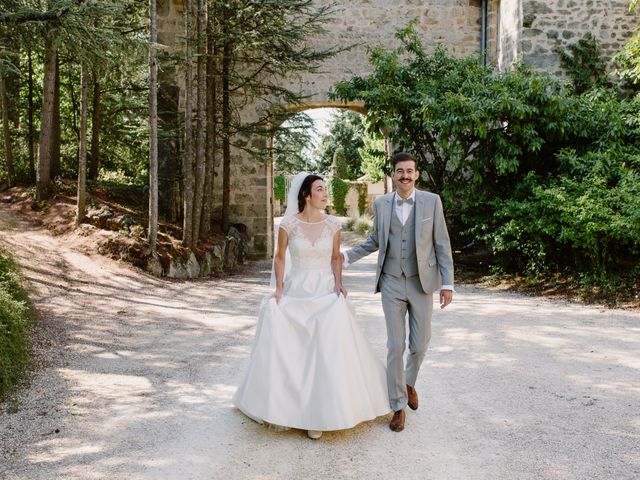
[273,175,286,202]
[342,214,372,236]
[331,22,640,292]
[331,146,350,178]
[355,182,367,216]
[213,0,339,163]
[273,112,317,174]
[0,246,32,400]
[614,1,640,87]
[328,176,349,216]
[353,216,372,236]
[0,0,148,185]
[358,131,386,183]
[487,146,640,277]
[557,34,611,93]
[316,110,365,179]
[330,24,586,204]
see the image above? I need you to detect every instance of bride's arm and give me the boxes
[273,227,288,303]
[332,230,348,297]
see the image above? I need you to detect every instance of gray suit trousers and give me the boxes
[379,272,433,412]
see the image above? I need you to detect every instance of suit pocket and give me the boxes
[421,217,433,223]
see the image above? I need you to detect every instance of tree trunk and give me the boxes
[182,0,195,249]
[1,75,14,185]
[76,63,88,225]
[192,0,207,242]
[27,46,35,181]
[50,53,61,179]
[90,72,101,180]
[200,2,217,239]
[221,39,231,234]
[37,33,57,201]
[148,0,159,251]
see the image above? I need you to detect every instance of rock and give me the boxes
[86,205,114,228]
[228,224,248,265]
[167,252,200,279]
[146,253,164,277]
[168,259,189,279]
[129,224,145,237]
[200,252,212,277]
[185,252,200,278]
[118,215,136,230]
[210,243,225,274]
[224,236,238,270]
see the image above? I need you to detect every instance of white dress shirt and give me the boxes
[394,191,415,226]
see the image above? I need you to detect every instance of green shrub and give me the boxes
[273,175,286,202]
[0,247,33,400]
[353,216,373,236]
[328,177,349,216]
[343,217,356,231]
[487,146,640,278]
[557,33,611,94]
[355,183,368,216]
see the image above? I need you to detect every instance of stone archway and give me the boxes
[157,1,488,258]
[156,0,640,258]
[265,102,369,257]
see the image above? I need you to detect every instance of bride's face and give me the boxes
[305,179,328,210]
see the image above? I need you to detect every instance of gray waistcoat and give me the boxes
[382,204,419,277]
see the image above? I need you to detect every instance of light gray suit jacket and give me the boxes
[346,189,454,294]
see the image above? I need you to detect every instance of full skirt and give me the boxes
[232,269,390,431]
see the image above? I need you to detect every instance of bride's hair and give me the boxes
[297,174,323,212]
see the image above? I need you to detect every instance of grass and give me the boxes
[0,246,33,401]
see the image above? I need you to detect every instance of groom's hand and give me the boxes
[439,289,453,309]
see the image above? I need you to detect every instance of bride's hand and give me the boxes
[273,288,283,304]
[335,284,348,297]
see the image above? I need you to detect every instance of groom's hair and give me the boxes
[298,174,324,212]
[392,152,418,170]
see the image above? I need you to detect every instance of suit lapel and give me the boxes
[414,189,425,245]
[381,194,393,250]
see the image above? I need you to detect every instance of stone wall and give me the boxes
[157,0,640,259]
[284,0,484,106]
[515,0,639,73]
[157,0,484,258]
[497,0,522,70]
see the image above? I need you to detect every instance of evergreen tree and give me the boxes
[316,110,365,179]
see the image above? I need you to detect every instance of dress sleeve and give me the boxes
[327,215,342,236]
[279,216,295,234]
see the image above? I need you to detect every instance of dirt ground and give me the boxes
[0,203,639,480]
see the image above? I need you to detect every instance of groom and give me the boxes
[343,152,454,432]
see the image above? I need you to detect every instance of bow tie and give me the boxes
[396,197,414,206]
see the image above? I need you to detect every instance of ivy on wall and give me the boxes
[274,175,286,202]
[328,177,349,216]
[355,182,367,216]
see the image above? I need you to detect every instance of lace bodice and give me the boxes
[279,215,342,271]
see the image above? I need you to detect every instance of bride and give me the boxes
[233,172,390,439]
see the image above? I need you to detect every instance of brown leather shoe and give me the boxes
[407,384,419,411]
[389,409,405,432]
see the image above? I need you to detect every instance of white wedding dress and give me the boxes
[233,215,390,431]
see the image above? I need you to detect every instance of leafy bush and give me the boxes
[557,33,611,94]
[273,175,286,202]
[0,247,33,400]
[353,216,373,236]
[342,217,356,231]
[328,177,349,216]
[487,146,640,278]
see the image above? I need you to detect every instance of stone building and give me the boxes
[157,0,639,258]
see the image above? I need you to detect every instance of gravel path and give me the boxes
[0,208,639,480]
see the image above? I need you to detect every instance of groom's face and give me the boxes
[392,160,419,197]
